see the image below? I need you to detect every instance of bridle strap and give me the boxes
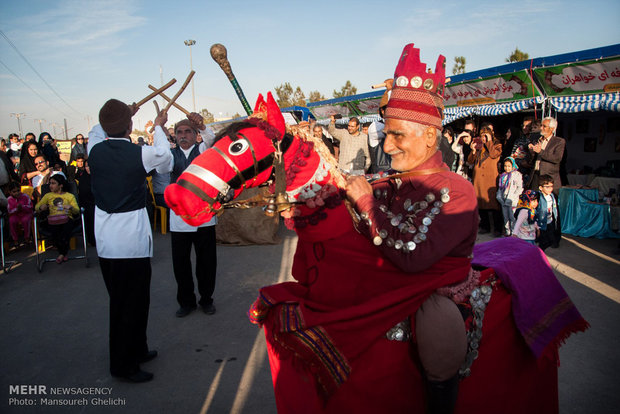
[227,153,275,190]
[240,133,259,181]
[184,164,231,195]
[177,178,217,205]
[212,146,246,189]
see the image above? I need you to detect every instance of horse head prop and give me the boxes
[165,92,346,228]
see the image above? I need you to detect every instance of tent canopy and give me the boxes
[302,43,620,125]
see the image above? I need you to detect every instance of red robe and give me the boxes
[249,153,584,413]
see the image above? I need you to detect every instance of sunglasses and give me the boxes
[35,161,46,165]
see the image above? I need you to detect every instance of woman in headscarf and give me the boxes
[18,140,41,185]
[70,134,87,163]
[38,132,62,167]
[467,126,503,236]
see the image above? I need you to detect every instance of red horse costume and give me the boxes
[165,44,588,414]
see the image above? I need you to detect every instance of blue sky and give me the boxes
[1,0,619,139]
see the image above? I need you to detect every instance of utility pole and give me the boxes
[63,119,69,140]
[34,118,45,134]
[184,39,196,112]
[85,115,92,131]
[10,113,25,139]
[159,64,165,107]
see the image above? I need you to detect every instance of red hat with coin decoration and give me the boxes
[384,43,446,129]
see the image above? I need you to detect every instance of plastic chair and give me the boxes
[33,208,89,273]
[147,176,167,235]
[33,183,89,272]
[0,211,18,273]
[21,186,34,199]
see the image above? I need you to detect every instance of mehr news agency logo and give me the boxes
[8,385,126,407]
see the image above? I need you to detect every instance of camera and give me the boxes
[472,137,483,150]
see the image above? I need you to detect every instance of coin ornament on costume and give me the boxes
[365,187,451,253]
[396,76,409,87]
[459,283,493,378]
[411,76,423,89]
[423,78,434,91]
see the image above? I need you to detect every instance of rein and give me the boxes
[369,167,449,184]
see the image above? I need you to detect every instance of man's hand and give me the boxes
[457,131,470,143]
[345,176,372,204]
[154,111,168,128]
[187,112,205,131]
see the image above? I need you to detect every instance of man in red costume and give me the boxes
[345,44,476,412]
[243,43,588,414]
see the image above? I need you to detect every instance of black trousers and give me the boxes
[100,257,151,376]
[479,209,503,233]
[537,218,562,250]
[528,170,540,190]
[41,219,77,255]
[171,226,217,308]
[82,203,96,246]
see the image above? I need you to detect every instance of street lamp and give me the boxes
[184,39,196,112]
[34,119,45,134]
[10,113,25,139]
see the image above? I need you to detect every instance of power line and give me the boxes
[0,29,83,117]
[0,58,73,119]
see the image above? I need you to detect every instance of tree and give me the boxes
[506,47,530,63]
[274,82,295,108]
[292,87,306,107]
[308,90,326,103]
[332,80,357,98]
[274,82,311,107]
[200,108,215,124]
[452,56,466,75]
[232,112,242,119]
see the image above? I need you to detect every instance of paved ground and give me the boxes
[0,223,618,413]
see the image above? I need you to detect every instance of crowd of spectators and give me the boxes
[441,116,566,248]
[0,113,566,257]
[0,132,94,252]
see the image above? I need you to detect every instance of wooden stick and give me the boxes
[161,71,195,114]
[149,101,160,133]
[135,78,177,108]
[371,82,387,89]
[148,84,190,115]
[210,44,252,116]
